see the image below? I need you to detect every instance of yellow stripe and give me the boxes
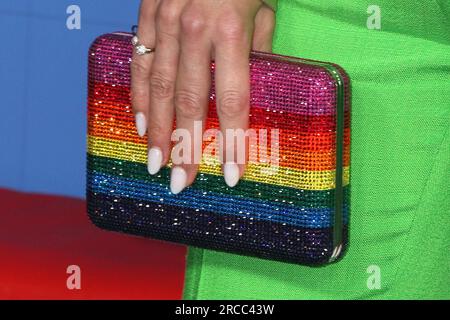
[88,135,349,190]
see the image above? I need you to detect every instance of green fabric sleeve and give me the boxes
[183,0,450,300]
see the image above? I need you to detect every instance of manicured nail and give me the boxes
[147,147,163,175]
[135,112,147,137]
[170,166,187,194]
[223,162,240,187]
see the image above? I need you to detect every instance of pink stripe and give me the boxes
[89,33,341,116]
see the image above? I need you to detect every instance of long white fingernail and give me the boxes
[223,162,240,187]
[147,147,163,175]
[170,166,187,194]
[135,112,147,137]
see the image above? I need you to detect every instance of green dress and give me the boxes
[183,0,450,299]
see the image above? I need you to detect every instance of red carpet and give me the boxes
[0,188,186,299]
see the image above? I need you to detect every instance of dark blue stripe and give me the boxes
[88,172,348,228]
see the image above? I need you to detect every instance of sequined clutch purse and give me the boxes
[87,32,351,265]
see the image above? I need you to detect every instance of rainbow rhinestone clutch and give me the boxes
[87,32,351,265]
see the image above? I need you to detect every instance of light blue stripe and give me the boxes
[88,172,348,228]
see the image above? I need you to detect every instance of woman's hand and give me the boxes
[131,0,275,194]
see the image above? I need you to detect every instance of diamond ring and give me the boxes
[131,35,155,55]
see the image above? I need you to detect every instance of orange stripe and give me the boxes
[88,82,350,171]
[88,105,350,147]
[88,111,350,171]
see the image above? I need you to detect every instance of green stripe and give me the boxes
[87,153,348,209]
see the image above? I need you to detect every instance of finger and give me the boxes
[252,5,275,52]
[131,0,157,137]
[170,8,211,194]
[214,19,253,187]
[146,0,185,175]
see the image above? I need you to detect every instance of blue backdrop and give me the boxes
[0,0,140,198]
